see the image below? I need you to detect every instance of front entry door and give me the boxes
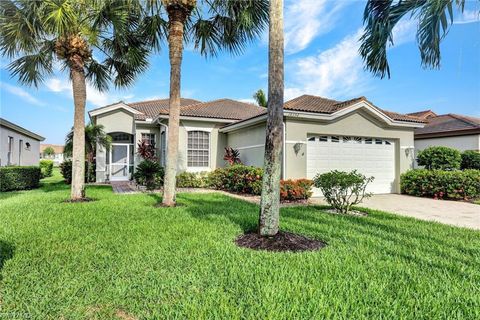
[110,144,129,181]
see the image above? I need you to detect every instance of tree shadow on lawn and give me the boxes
[0,240,14,280]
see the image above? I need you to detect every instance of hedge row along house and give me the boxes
[88,95,426,196]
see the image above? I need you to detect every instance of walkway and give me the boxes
[110,181,139,194]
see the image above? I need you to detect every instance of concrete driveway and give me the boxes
[312,194,480,230]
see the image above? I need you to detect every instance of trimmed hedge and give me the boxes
[417,146,461,170]
[401,169,480,200]
[176,171,208,188]
[60,160,95,184]
[208,165,263,195]
[39,159,54,178]
[461,151,480,170]
[0,166,41,192]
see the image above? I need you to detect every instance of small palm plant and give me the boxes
[64,123,112,183]
[0,0,151,200]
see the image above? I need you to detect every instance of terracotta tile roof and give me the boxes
[179,99,266,120]
[407,110,437,119]
[129,98,202,120]
[40,144,64,154]
[415,113,480,136]
[283,95,425,123]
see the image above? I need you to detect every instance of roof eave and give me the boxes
[0,118,45,141]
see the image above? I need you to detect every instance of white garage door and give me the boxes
[307,135,395,195]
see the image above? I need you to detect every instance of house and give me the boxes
[88,95,425,195]
[0,117,45,166]
[408,110,480,152]
[40,144,66,166]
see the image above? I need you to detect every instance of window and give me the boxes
[111,133,133,143]
[365,138,372,144]
[375,138,383,145]
[7,136,13,165]
[141,133,156,147]
[319,136,328,142]
[385,140,391,145]
[187,131,209,167]
[331,136,340,143]
[308,137,315,142]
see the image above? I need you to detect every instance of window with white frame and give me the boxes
[141,133,156,147]
[187,131,209,167]
[7,136,13,165]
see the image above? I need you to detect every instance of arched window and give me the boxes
[187,131,209,167]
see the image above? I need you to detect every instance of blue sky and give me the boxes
[0,0,479,144]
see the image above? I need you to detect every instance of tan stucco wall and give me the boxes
[96,109,135,135]
[0,125,41,166]
[285,111,416,193]
[226,123,266,167]
[415,134,480,152]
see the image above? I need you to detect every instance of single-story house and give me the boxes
[40,144,66,166]
[88,95,425,195]
[408,110,480,152]
[0,117,45,166]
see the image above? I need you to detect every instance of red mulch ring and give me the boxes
[63,198,96,203]
[235,231,326,252]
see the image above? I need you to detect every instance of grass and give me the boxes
[0,169,479,319]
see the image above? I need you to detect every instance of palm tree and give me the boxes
[360,0,474,78]
[64,123,112,183]
[144,0,269,206]
[0,0,151,200]
[258,0,284,236]
[253,89,268,108]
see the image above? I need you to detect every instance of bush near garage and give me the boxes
[313,170,374,214]
[416,146,461,170]
[60,160,95,184]
[39,159,54,178]
[280,179,313,201]
[0,166,41,192]
[401,169,480,200]
[461,150,480,170]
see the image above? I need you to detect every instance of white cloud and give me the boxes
[0,82,46,106]
[454,10,480,24]
[238,98,257,105]
[391,19,417,46]
[284,0,349,55]
[45,77,132,107]
[285,29,370,101]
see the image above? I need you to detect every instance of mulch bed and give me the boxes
[63,198,96,203]
[235,231,326,252]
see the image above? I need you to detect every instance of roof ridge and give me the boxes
[128,97,201,106]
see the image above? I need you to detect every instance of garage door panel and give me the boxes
[307,136,395,196]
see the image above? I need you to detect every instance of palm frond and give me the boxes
[7,43,55,87]
[85,59,111,92]
[42,0,79,35]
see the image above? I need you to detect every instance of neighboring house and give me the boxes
[408,110,480,152]
[40,144,66,166]
[89,95,425,195]
[0,117,45,166]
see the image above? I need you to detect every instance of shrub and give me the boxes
[60,160,95,184]
[223,147,241,165]
[137,140,157,161]
[134,160,164,190]
[39,159,54,178]
[417,146,461,170]
[401,169,480,200]
[208,165,263,195]
[0,166,41,192]
[280,179,313,201]
[313,170,374,214]
[176,171,208,188]
[461,150,480,170]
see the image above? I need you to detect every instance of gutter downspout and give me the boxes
[282,119,286,180]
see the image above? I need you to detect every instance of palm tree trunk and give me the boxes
[70,59,86,200]
[162,4,192,206]
[259,0,284,236]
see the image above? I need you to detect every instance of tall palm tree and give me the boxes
[253,89,268,108]
[64,123,112,182]
[360,0,474,78]
[144,0,269,206]
[0,0,151,200]
[258,0,284,236]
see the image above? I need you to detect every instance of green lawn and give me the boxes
[0,170,479,319]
